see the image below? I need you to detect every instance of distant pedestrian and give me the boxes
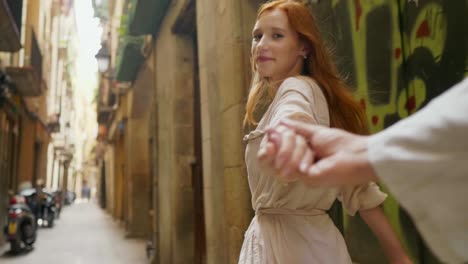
[82,180,91,201]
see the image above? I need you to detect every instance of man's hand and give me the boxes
[257,125,315,183]
[259,119,378,186]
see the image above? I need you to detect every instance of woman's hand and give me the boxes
[260,119,378,186]
[258,125,314,183]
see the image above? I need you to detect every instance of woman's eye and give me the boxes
[253,34,262,41]
[272,33,283,39]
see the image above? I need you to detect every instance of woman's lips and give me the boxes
[256,56,274,62]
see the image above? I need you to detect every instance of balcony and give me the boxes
[6,27,44,97]
[0,0,22,52]
[97,104,114,124]
[47,113,61,133]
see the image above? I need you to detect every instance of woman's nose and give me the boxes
[256,36,269,52]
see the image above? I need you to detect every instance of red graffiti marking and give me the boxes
[394,48,401,59]
[360,98,366,109]
[372,115,379,125]
[416,20,431,38]
[405,95,416,112]
[355,0,362,31]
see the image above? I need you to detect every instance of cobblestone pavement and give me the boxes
[0,200,147,264]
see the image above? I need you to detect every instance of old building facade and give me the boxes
[1,0,96,248]
[93,0,467,263]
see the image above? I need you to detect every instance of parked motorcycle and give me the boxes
[3,194,37,253]
[41,190,56,227]
[65,190,76,205]
[51,190,62,219]
[20,188,56,228]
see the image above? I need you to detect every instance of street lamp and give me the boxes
[95,43,110,73]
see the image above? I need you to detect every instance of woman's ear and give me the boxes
[300,41,311,58]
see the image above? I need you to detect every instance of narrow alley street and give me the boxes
[0,201,147,264]
[1,0,466,263]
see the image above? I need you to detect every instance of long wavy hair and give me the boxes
[244,0,368,135]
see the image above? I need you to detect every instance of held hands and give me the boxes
[260,119,413,264]
[257,124,315,184]
[258,119,378,186]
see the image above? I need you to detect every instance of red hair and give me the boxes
[244,0,368,134]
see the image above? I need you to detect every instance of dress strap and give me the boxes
[255,207,326,217]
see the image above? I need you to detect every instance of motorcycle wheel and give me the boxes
[22,223,36,245]
[10,240,21,253]
[48,213,55,228]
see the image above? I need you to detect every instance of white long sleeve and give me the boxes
[368,78,468,263]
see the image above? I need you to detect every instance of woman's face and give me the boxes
[252,8,306,81]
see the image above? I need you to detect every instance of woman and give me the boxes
[239,1,412,263]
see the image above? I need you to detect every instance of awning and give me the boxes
[0,0,21,51]
[6,66,43,96]
[128,0,170,36]
[115,36,144,82]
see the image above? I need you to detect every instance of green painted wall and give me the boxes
[311,0,467,263]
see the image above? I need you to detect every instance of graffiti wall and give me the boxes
[312,0,467,263]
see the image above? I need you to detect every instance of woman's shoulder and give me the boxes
[278,76,324,101]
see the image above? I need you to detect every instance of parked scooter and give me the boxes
[41,190,57,227]
[65,190,76,205]
[3,194,37,253]
[19,188,56,228]
[51,190,62,219]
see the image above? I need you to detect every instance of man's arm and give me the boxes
[367,79,468,263]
